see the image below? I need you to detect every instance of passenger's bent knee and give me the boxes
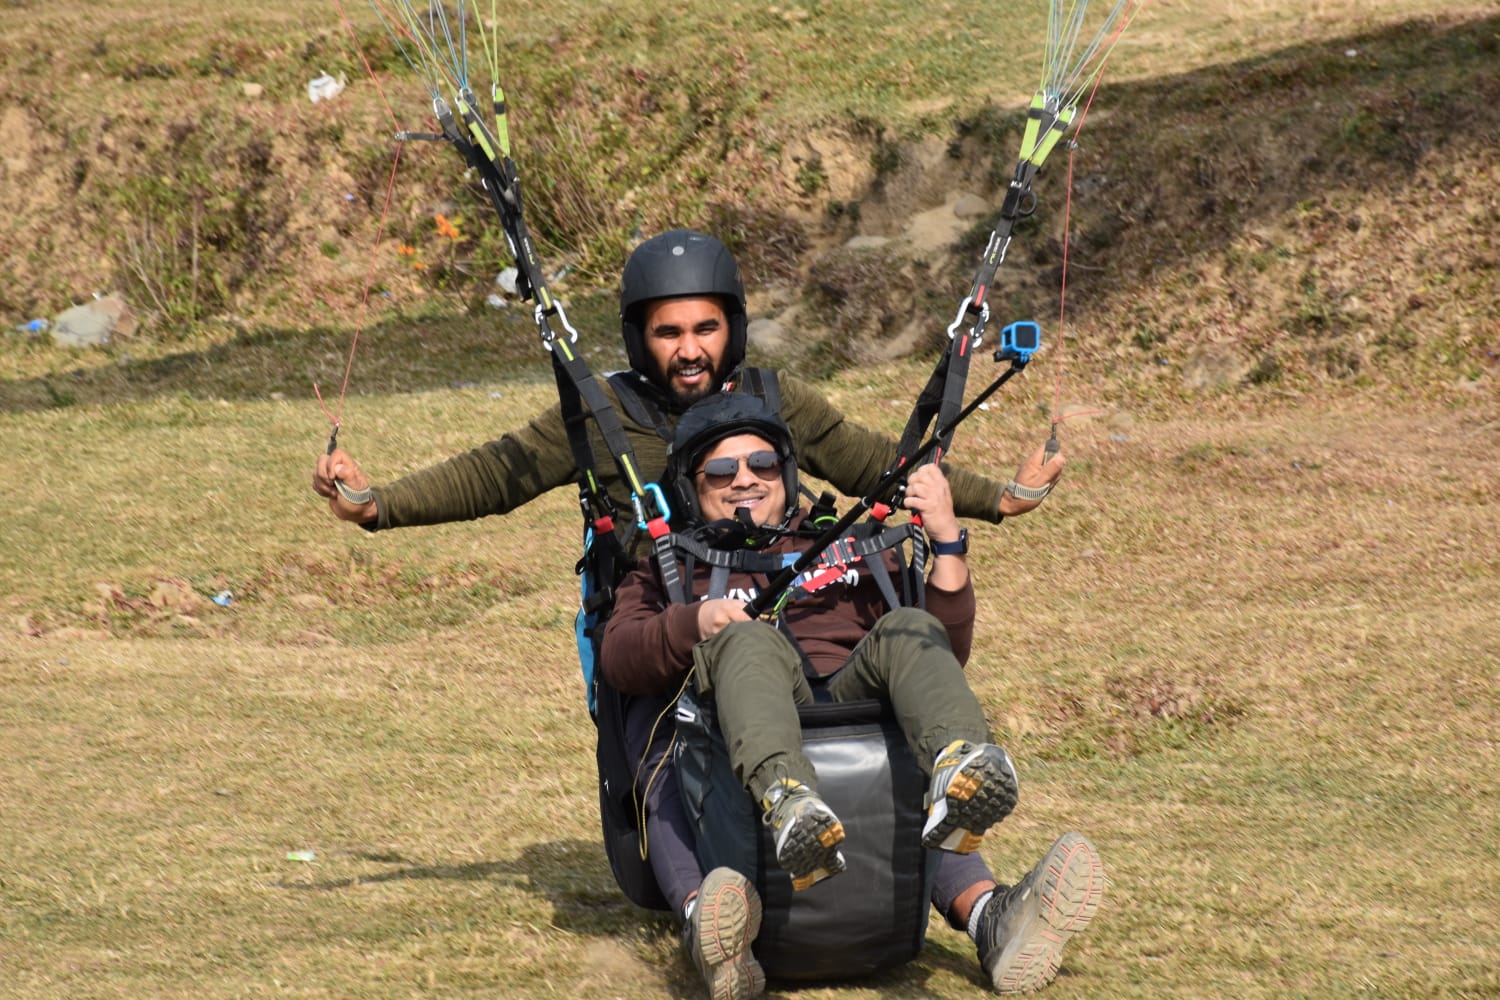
[698,620,803,687]
[869,606,945,640]
[709,619,787,657]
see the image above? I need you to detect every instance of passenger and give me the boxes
[602,393,1104,999]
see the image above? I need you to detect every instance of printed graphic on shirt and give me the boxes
[705,552,864,605]
[788,550,862,596]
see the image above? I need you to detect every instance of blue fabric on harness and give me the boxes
[577,528,601,716]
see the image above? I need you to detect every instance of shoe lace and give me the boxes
[759,774,805,828]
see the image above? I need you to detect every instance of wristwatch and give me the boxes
[1004,478,1054,502]
[928,528,968,556]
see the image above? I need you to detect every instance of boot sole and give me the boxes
[693,867,766,1000]
[922,745,1019,852]
[989,832,1106,994]
[773,804,847,891]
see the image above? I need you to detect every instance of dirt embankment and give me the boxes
[0,10,1495,395]
[777,12,1500,391]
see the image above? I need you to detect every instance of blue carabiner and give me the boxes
[635,481,672,530]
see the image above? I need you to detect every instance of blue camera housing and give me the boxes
[997,320,1042,363]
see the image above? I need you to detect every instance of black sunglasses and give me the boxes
[695,450,783,489]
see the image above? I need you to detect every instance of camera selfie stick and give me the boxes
[744,322,1042,620]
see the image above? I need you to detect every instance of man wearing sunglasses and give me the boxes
[602,392,1102,1000]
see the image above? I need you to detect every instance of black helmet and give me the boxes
[665,392,798,528]
[619,230,748,382]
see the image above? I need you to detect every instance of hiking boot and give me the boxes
[922,740,1019,852]
[682,867,766,1000]
[759,778,846,890]
[975,832,1105,994]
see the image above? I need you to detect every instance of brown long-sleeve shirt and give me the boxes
[601,517,976,696]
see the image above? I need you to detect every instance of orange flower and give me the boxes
[397,244,416,256]
[434,214,461,239]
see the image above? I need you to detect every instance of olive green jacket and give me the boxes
[370,372,1005,554]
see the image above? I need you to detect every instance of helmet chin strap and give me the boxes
[695,506,793,551]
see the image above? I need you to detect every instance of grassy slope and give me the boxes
[2,387,1496,999]
[2,1,1499,998]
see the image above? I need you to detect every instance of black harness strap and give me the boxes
[876,338,972,589]
[666,519,924,683]
[551,343,668,613]
[727,367,782,420]
[667,533,791,579]
[782,524,920,610]
[607,367,784,446]
[427,91,673,611]
[607,371,676,444]
[666,521,925,617]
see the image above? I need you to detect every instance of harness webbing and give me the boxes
[607,371,676,444]
[607,367,784,447]
[880,329,975,585]
[782,524,920,614]
[419,90,675,616]
[664,521,923,614]
[662,519,925,682]
[725,368,783,422]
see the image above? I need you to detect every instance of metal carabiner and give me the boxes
[537,299,581,352]
[946,295,989,347]
[634,482,671,531]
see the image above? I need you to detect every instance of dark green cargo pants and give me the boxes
[690,607,991,803]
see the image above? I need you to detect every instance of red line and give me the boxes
[318,0,413,429]
[1051,1,1150,427]
[331,0,402,133]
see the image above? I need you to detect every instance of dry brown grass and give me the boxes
[3,374,1496,998]
[3,0,1498,996]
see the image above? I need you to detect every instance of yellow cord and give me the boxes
[631,671,694,860]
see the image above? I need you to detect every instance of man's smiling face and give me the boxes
[642,295,730,405]
[693,432,787,525]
